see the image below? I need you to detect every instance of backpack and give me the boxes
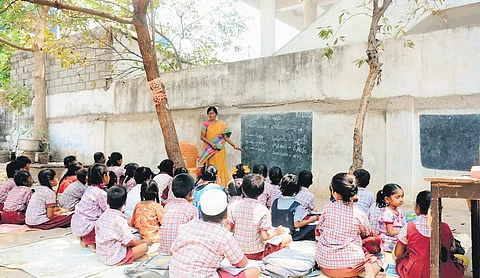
[262,248,316,278]
[124,254,170,278]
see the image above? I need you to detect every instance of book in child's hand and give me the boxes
[265,227,290,246]
[219,258,260,275]
[385,263,399,277]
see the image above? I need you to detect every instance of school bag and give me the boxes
[262,248,316,278]
[124,253,170,278]
[271,199,316,241]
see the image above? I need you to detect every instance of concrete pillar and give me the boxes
[260,0,275,56]
[303,0,318,28]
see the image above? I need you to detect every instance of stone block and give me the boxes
[59,71,67,78]
[90,79,107,89]
[54,79,63,87]
[89,72,100,82]
[19,60,26,67]
[76,82,86,91]
[58,85,68,93]
[67,84,77,92]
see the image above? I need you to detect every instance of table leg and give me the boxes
[430,196,442,278]
[472,200,480,278]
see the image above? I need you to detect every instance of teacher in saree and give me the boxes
[198,106,242,187]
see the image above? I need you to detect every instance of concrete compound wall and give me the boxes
[9,24,480,206]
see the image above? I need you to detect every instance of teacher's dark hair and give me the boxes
[207,106,218,115]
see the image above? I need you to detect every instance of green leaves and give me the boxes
[1,80,33,116]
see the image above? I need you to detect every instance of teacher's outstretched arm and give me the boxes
[223,134,242,151]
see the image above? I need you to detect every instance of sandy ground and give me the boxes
[0,196,474,278]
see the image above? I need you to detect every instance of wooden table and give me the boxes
[426,177,480,278]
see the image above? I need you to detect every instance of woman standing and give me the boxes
[198,106,242,187]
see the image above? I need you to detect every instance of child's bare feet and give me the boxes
[87,244,96,253]
[135,254,148,262]
[80,240,87,248]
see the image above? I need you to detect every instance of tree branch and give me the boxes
[0,36,33,52]
[0,0,18,15]
[378,0,393,16]
[22,0,134,24]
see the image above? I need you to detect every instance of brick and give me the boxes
[19,60,26,67]
[67,84,76,92]
[58,85,68,93]
[54,79,63,87]
[76,82,86,91]
[89,72,100,81]
[59,71,67,78]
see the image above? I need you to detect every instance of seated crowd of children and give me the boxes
[0,152,466,278]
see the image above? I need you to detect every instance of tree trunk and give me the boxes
[349,0,392,174]
[132,0,185,168]
[32,6,48,141]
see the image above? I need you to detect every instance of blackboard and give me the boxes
[241,112,312,175]
[420,114,480,171]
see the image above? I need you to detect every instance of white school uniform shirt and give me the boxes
[125,184,141,218]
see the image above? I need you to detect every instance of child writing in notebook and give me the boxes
[376,183,406,252]
[26,169,71,229]
[131,180,164,243]
[226,174,292,260]
[2,171,34,224]
[395,190,465,278]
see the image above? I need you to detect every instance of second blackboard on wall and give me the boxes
[241,112,312,175]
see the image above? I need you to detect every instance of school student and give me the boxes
[174,167,188,176]
[253,164,275,208]
[0,161,24,211]
[267,166,283,207]
[158,174,198,255]
[125,167,153,218]
[107,152,126,185]
[193,164,223,216]
[153,159,174,206]
[59,169,88,211]
[124,163,139,193]
[226,164,249,202]
[353,169,374,214]
[367,190,384,235]
[271,174,317,241]
[15,156,32,171]
[377,183,406,252]
[57,162,83,194]
[2,171,34,224]
[226,174,292,260]
[71,163,109,251]
[59,155,77,181]
[131,180,164,243]
[316,173,381,278]
[94,152,106,164]
[295,170,316,219]
[26,169,72,229]
[169,189,260,278]
[95,186,152,265]
[395,190,465,278]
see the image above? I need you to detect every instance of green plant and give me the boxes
[2,81,33,116]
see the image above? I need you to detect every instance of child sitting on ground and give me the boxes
[2,170,34,225]
[158,173,198,255]
[153,159,174,206]
[131,180,164,243]
[15,156,32,172]
[170,189,260,278]
[353,169,374,214]
[226,178,243,218]
[95,186,152,265]
[271,174,317,241]
[295,170,316,219]
[367,190,384,235]
[59,169,88,211]
[59,155,77,180]
[377,183,406,252]
[71,163,109,251]
[226,174,292,260]
[57,162,83,194]
[316,173,381,278]
[267,166,283,207]
[227,164,249,203]
[125,167,153,218]
[0,161,24,212]
[395,190,465,278]
[254,164,275,208]
[193,164,223,216]
[26,169,71,229]
[123,163,139,193]
[107,152,125,185]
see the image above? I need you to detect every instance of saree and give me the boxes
[198,121,231,187]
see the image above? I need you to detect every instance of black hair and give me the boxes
[172,173,195,198]
[87,163,108,185]
[280,174,300,197]
[199,164,218,182]
[38,169,56,190]
[106,171,117,189]
[232,164,249,179]
[242,174,264,199]
[94,152,105,163]
[6,161,24,178]
[76,169,88,185]
[353,169,370,188]
[59,162,83,185]
[227,179,243,197]
[63,155,77,168]
[202,208,227,223]
[107,185,127,210]
[134,166,153,185]
[375,183,403,208]
[206,106,218,115]
[16,155,32,166]
[107,152,123,167]
[252,164,268,178]
[174,167,188,176]
[158,159,174,177]
[268,166,283,185]
[331,173,358,203]
[298,170,313,188]
[416,190,431,215]
[141,180,160,202]
[14,170,32,187]
[124,163,139,185]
